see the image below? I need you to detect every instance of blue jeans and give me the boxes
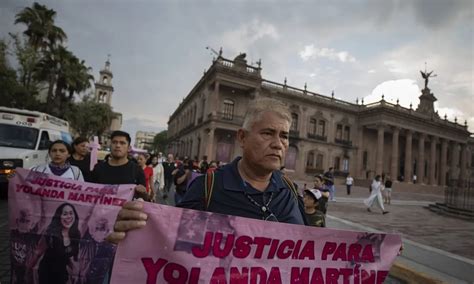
[329,185,336,200]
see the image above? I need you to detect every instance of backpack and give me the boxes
[203,172,308,225]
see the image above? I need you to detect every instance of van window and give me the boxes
[38,131,50,150]
[0,124,38,150]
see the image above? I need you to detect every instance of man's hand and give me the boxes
[134,184,149,200]
[106,201,148,244]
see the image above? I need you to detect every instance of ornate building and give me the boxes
[135,131,156,150]
[167,53,472,184]
[94,58,123,146]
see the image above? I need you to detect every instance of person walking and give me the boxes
[107,98,308,245]
[162,154,176,199]
[364,175,389,214]
[32,140,84,181]
[346,173,354,195]
[137,153,154,201]
[384,175,393,204]
[151,156,165,202]
[324,167,336,201]
[68,137,92,181]
[90,131,147,200]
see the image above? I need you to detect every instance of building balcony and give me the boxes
[335,138,352,147]
[307,133,327,142]
[216,112,245,126]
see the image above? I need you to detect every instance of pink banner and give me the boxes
[9,168,135,284]
[111,203,402,284]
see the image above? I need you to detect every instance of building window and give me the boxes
[309,119,317,135]
[316,154,324,169]
[363,151,368,170]
[336,124,343,140]
[334,157,341,170]
[343,126,350,141]
[285,145,298,170]
[317,120,326,136]
[343,159,349,172]
[307,151,314,167]
[223,99,234,120]
[290,113,299,131]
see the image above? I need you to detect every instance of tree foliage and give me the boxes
[0,39,38,109]
[2,2,93,118]
[2,2,114,140]
[152,130,169,153]
[66,97,116,138]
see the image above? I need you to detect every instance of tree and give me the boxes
[152,130,169,153]
[14,2,66,52]
[0,39,39,109]
[66,97,116,138]
[15,2,66,97]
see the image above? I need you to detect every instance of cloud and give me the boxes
[299,45,356,63]
[383,60,410,74]
[220,19,279,54]
[365,79,420,107]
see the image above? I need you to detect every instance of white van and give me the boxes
[0,107,72,197]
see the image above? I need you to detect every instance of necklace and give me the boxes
[244,191,274,213]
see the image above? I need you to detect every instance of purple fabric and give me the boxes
[48,162,71,176]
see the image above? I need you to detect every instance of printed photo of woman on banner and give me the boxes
[8,168,135,284]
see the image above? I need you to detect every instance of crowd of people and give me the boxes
[16,97,399,283]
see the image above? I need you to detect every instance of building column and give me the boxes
[439,139,448,186]
[206,128,215,160]
[357,126,365,178]
[376,125,385,175]
[449,142,459,182]
[429,136,437,185]
[404,130,413,183]
[210,81,220,118]
[417,133,426,184]
[460,143,467,182]
[390,127,400,179]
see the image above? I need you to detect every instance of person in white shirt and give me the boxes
[151,156,164,202]
[346,173,354,195]
[364,175,389,214]
[31,140,84,181]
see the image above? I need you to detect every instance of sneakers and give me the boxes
[367,208,372,212]
[383,211,389,215]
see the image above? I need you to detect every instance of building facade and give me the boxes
[167,54,472,184]
[135,131,156,150]
[94,58,123,147]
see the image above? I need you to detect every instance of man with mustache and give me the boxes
[108,98,307,244]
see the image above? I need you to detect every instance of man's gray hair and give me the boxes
[242,98,292,130]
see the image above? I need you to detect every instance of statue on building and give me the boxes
[420,69,436,89]
[234,53,246,61]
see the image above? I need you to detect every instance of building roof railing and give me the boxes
[362,100,469,132]
[261,79,357,109]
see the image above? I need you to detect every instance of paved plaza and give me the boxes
[1,184,473,283]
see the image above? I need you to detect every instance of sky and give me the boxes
[1,0,473,141]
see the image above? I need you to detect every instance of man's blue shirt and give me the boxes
[177,157,305,225]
